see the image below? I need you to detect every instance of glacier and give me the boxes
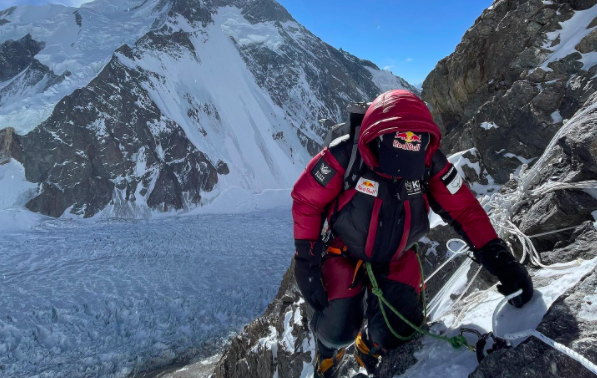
[0,209,294,377]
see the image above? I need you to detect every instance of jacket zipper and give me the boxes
[393,199,411,261]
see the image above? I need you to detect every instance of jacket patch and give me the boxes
[356,177,379,197]
[406,180,422,196]
[311,158,336,187]
[441,166,463,194]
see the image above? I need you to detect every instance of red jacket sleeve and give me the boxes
[292,148,346,240]
[427,150,498,250]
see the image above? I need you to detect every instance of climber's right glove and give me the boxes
[477,239,533,308]
[294,240,329,312]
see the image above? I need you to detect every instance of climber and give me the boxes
[290,90,534,377]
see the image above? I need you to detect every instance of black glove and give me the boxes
[294,240,328,312]
[477,239,533,308]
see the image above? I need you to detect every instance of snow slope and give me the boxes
[541,3,597,70]
[117,7,311,194]
[0,0,165,134]
[0,209,293,377]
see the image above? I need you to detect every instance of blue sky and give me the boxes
[277,0,494,85]
[1,0,493,85]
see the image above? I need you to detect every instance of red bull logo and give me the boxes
[356,177,379,197]
[394,131,422,152]
[395,131,422,143]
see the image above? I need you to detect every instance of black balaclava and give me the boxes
[377,131,430,179]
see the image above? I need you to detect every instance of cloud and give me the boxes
[405,58,414,62]
[382,65,395,71]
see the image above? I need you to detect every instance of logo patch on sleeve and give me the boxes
[311,158,336,187]
[356,177,379,197]
[441,166,464,195]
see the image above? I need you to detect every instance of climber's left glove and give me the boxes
[477,239,533,308]
[294,240,329,312]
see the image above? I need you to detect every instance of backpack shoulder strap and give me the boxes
[343,125,361,190]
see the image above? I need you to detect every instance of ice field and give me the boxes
[0,210,294,377]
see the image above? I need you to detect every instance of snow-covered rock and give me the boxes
[0,0,415,219]
[423,0,597,183]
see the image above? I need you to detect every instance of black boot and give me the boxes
[315,347,347,378]
[354,332,382,376]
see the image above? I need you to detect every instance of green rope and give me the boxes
[365,249,472,350]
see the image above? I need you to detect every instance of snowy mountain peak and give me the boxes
[0,0,417,219]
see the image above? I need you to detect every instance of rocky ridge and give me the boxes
[423,0,597,183]
[0,34,69,107]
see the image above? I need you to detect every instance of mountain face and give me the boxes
[210,1,597,377]
[0,0,416,218]
[423,0,597,183]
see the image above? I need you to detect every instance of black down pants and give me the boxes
[311,250,424,357]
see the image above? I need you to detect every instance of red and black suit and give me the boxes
[291,90,533,358]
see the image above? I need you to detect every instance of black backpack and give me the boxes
[320,102,369,191]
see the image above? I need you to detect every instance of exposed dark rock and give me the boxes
[241,0,294,24]
[515,191,597,247]
[136,28,198,59]
[423,0,597,183]
[569,0,597,10]
[0,33,70,106]
[216,161,230,175]
[548,52,584,74]
[0,6,16,18]
[376,333,423,376]
[0,59,69,106]
[155,0,215,27]
[0,127,22,165]
[510,92,597,252]
[17,42,220,217]
[73,10,82,28]
[576,28,597,53]
[471,90,597,377]
[0,19,9,26]
[0,34,45,82]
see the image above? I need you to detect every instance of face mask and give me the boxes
[377,131,430,179]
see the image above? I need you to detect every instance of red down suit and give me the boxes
[291,91,499,353]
